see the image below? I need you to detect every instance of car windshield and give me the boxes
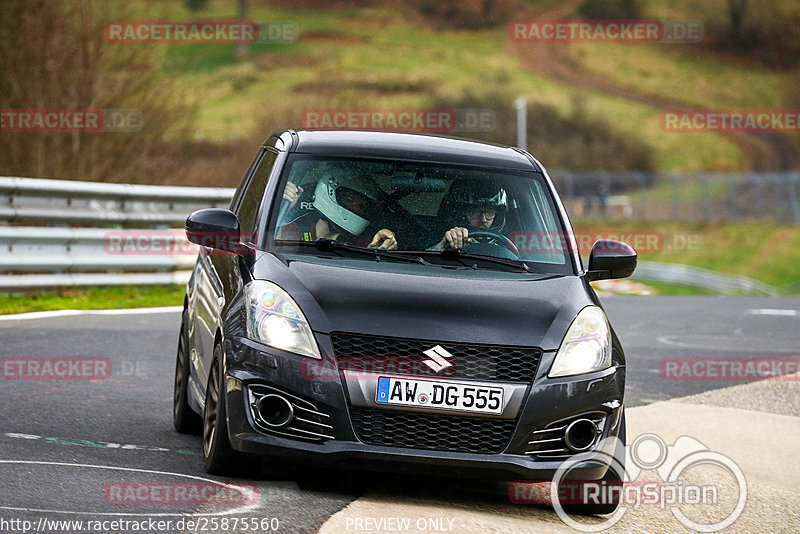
[266,155,574,274]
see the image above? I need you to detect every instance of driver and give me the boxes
[431,179,508,251]
[278,175,398,250]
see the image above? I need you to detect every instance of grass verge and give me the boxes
[573,219,800,292]
[0,285,185,315]
[633,280,720,296]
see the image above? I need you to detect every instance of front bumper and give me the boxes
[222,335,625,481]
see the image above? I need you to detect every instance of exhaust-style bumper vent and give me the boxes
[524,411,607,458]
[246,384,334,441]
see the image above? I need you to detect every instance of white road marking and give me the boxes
[0,306,182,322]
[656,335,798,354]
[0,460,259,517]
[749,309,798,316]
[2,432,199,455]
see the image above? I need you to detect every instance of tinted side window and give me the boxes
[229,149,266,213]
[237,149,278,242]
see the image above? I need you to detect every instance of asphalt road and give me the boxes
[603,296,800,405]
[0,296,798,533]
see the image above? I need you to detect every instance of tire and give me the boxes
[173,317,202,434]
[558,413,626,516]
[202,345,245,475]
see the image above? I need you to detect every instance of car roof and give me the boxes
[266,129,542,171]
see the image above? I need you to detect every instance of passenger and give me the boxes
[278,175,398,250]
[431,180,508,250]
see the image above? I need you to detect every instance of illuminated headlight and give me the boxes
[549,306,611,378]
[244,280,321,359]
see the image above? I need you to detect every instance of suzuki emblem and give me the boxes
[422,345,454,373]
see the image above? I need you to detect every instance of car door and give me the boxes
[191,147,282,393]
[187,148,269,394]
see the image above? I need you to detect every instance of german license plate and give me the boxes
[375,376,503,415]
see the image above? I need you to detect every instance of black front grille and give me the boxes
[332,332,541,383]
[349,407,516,454]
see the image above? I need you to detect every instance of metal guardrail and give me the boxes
[0,176,234,226]
[0,176,234,290]
[0,176,780,293]
[0,227,195,272]
[551,170,800,223]
[633,261,776,295]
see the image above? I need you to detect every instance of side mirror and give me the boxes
[586,239,637,281]
[185,208,243,253]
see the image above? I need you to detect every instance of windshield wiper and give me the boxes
[444,249,532,272]
[277,239,537,271]
[407,248,535,272]
[278,239,433,266]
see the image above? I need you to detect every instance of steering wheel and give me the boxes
[467,230,520,256]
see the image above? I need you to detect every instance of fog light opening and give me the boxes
[564,418,599,452]
[256,394,295,428]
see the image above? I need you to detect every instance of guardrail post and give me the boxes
[634,172,647,220]
[514,97,527,151]
[670,173,679,220]
[728,173,737,222]
[789,172,800,224]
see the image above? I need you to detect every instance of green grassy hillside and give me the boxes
[120,0,777,175]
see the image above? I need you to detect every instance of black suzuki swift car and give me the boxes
[174,129,636,512]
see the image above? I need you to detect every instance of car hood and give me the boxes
[252,253,595,350]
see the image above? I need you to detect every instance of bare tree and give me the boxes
[0,1,194,183]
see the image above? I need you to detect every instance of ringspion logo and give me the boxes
[511,433,747,532]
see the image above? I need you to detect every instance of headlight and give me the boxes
[244,280,321,359]
[549,306,611,378]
